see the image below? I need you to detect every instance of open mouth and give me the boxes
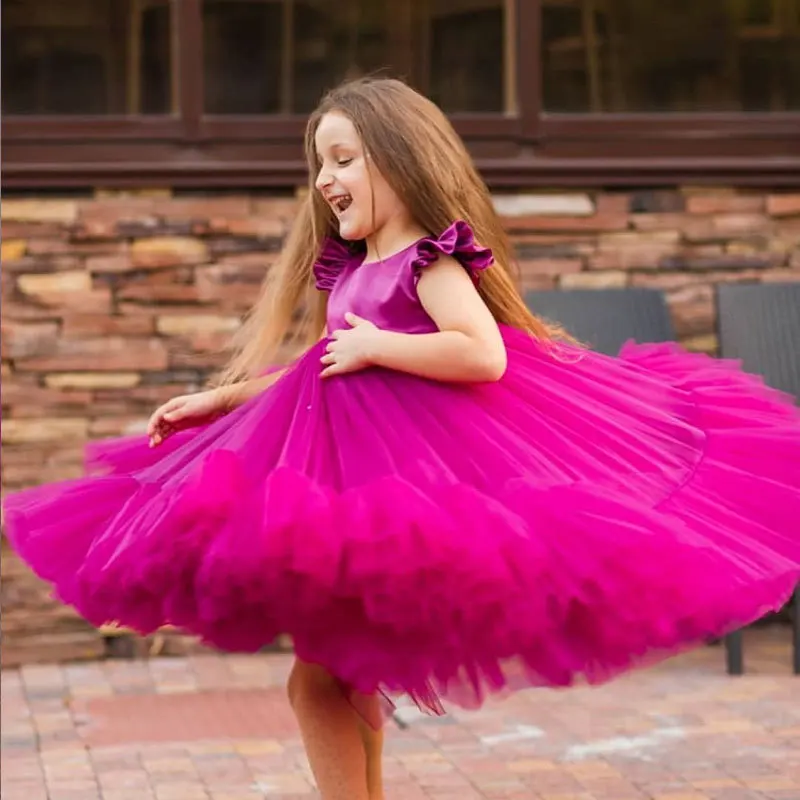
[330,194,353,216]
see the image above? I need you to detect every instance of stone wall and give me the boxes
[2,187,799,666]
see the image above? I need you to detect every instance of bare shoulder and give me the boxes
[416,254,477,288]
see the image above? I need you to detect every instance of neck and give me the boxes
[364,218,428,263]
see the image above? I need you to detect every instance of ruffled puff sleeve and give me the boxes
[411,220,494,285]
[313,237,358,292]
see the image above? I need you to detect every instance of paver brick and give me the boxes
[1,627,797,799]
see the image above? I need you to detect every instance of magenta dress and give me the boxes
[5,220,800,713]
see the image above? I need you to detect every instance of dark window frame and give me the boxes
[3,0,800,189]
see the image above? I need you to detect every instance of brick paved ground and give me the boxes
[2,626,798,800]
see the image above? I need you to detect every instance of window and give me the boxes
[201,0,514,115]
[542,0,800,113]
[3,0,799,189]
[2,0,174,115]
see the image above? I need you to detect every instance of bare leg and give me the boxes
[357,706,385,800]
[287,659,370,800]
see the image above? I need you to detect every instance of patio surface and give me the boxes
[2,626,798,800]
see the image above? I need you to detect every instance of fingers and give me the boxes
[147,396,187,445]
[147,401,175,436]
[320,363,343,378]
[344,312,366,326]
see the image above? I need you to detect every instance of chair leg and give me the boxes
[793,585,800,676]
[724,630,744,675]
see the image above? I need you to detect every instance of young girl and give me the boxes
[5,77,800,800]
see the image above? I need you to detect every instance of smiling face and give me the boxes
[313,111,412,244]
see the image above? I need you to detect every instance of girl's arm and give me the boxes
[220,326,329,409]
[366,257,507,383]
[216,369,285,410]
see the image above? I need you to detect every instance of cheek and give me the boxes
[344,167,370,200]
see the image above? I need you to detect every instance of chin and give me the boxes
[337,216,372,242]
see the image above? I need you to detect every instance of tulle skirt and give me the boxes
[4,327,800,714]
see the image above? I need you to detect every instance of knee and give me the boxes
[287,659,341,708]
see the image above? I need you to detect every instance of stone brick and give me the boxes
[1,321,60,359]
[2,461,85,486]
[117,302,204,317]
[85,254,133,273]
[686,193,765,214]
[70,218,121,241]
[1,220,64,238]
[501,195,628,233]
[168,348,229,370]
[560,271,628,289]
[20,338,169,372]
[118,283,204,303]
[44,373,142,390]
[94,187,172,198]
[1,383,93,410]
[591,245,680,271]
[519,274,558,292]
[600,230,681,248]
[767,193,800,217]
[156,315,241,336]
[666,285,716,338]
[711,213,771,235]
[5,289,113,320]
[2,239,27,260]
[26,239,123,257]
[630,213,689,232]
[207,216,286,238]
[17,271,91,295]
[493,193,594,218]
[1,200,78,224]
[89,417,147,437]
[207,236,282,257]
[149,197,252,219]
[131,237,210,269]
[659,254,776,271]
[1,418,88,444]
[212,251,276,273]
[629,190,685,214]
[508,213,628,234]
[62,314,155,337]
[195,264,267,308]
[32,289,114,314]
[517,259,583,277]
[1,254,82,274]
[631,269,768,290]
[186,332,236,355]
[761,267,800,282]
[251,197,302,221]
[76,196,158,224]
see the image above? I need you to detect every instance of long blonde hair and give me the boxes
[220,77,563,384]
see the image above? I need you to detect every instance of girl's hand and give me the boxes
[321,313,382,378]
[147,388,230,447]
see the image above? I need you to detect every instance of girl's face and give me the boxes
[314,111,408,243]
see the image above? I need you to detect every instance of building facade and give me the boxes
[3,0,800,664]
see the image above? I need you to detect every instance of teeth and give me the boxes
[332,195,352,213]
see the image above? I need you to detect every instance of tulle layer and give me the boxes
[4,327,800,712]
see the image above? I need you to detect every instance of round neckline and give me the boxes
[359,235,426,267]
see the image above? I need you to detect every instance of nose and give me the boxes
[315,169,334,193]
